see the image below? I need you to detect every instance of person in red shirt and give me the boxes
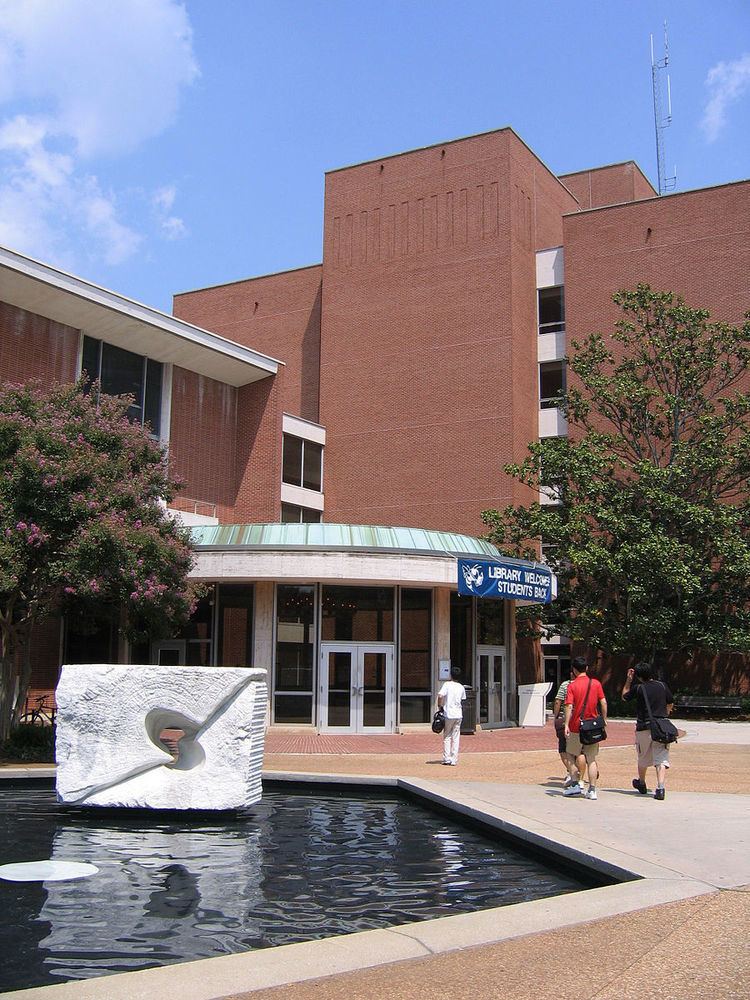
[563,656,608,800]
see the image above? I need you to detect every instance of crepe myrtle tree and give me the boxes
[0,379,196,742]
[483,284,750,660]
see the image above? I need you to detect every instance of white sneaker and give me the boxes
[586,788,598,800]
[563,783,583,797]
[563,775,574,788]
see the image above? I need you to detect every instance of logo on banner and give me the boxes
[461,563,485,593]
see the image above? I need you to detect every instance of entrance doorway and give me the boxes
[319,643,395,733]
[477,645,506,727]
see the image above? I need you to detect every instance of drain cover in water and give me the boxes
[0,861,99,882]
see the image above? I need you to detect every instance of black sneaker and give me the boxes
[632,779,648,795]
[654,787,665,800]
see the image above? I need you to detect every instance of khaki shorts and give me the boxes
[636,729,671,769]
[566,731,600,762]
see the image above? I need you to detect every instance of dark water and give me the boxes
[0,784,586,991]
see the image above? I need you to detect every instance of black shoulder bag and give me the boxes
[431,708,445,734]
[641,682,679,745]
[578,678,607,745]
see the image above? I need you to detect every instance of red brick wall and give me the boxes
[319,129,576,535]
[169,367,238,519]
[564,180,750,693]
[173,266,322,423]
[559,162,657,210]
[564,180,750,338]
[234,371,284,522]
[0,301,79,386]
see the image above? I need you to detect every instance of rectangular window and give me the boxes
[274,585,315,724]
[217,584,254,667]
[477,599,505,645]
[321,586,394,642]
[282,434,323,492]
[538,286,565,334]
[450,592,473,686]
[82,335,163,436]
[400,588,432,724]
[539,361,566,409]
[281,503,322,523]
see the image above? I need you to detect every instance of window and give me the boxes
[82,336,163,436]
[538,286,565,334]
[321,586,394,642]
[274,585,315,724]
[281,503,322,524]
[282,434,323,491]
[400,589,432,723]
[539,361,566,409]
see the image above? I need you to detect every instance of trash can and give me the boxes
[517,682,552,727]
[461,686,477,735]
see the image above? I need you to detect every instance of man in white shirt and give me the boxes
[437,666,467,766]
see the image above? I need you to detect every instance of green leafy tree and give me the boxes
[483,284,750,661]
[0,380,196,741]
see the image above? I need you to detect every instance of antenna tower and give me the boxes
[651,23,677,195]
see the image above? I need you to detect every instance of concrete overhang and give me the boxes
[0,245,281,387]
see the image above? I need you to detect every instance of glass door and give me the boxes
[476,645,506,727]
[320,643,395,733]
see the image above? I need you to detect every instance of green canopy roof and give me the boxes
[190,522,502,559]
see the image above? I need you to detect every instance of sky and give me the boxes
[0,0,748,313]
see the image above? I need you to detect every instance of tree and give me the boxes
[0,380,196,742]
[482,284,750,661]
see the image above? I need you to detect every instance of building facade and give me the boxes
[2,126,749,726]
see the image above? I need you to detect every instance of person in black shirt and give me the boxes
[622,662,674,800]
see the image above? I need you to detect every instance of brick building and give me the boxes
[2,127,748,731]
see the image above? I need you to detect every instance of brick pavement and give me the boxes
[264,719,635,754]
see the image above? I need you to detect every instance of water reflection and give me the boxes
[0,787,585,990]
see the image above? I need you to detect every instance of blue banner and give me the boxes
[457,558,554,604]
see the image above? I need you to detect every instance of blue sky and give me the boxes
[0,0,748,312]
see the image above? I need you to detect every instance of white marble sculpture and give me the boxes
[55,664,267,810]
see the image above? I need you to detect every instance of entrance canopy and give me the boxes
[189,522,525,588]
[190,523,557,599]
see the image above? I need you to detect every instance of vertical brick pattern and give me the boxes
[173,266,322,423]
[0,302,79,385]
[320,129,577,535]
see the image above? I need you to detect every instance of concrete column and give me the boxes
[434,587,451,690]
[253,581,275,723]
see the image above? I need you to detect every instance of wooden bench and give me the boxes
[673,695,744,716]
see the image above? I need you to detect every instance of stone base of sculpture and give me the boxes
[55,664,267,810]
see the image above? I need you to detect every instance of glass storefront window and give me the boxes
[321,586,394,642]
[274,585,315,724]
[477,599,505,645]
[450,592,473,686]
[400,588,432,724]
[217,584,254,667]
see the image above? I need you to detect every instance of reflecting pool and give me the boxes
[0,784,589,991]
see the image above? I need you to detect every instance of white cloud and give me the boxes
[0,0,198,268]
[152,185,188,241]
[701,53,750,142]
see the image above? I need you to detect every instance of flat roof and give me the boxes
[0,245,281,387]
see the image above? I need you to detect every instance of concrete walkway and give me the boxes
[3,723,749,1000]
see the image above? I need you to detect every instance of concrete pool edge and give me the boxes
[0,770,722,1000]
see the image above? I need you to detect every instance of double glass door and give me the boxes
[320,643,395,733]
[477,645,506,727]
